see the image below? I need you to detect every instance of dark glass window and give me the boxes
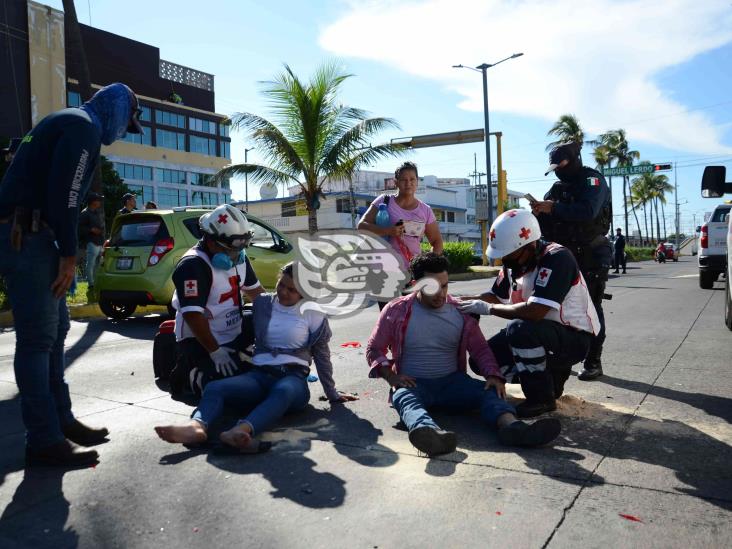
[156,129,186,151]
[67,91,82,107]
[155,109,186,128]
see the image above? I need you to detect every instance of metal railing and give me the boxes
[160,60,214,92]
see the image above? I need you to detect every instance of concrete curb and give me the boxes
[0,303,168,329]
[449,267,500,282]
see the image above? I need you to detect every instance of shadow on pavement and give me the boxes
[158,404,398,509]
[0,467,78,549]
[600,375,732,424]
[435,396,732,510]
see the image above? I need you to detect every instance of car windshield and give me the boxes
[111,216,169,246]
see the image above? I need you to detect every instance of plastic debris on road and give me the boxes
[340,341,361,348]
[619,513,643,523]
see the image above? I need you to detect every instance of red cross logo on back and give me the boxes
[186,281,195,290]
[539,269,549,280]
[218,214,228,224]
[519,227,531,240]
[219,276,241,305]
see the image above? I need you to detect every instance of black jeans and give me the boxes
[487,319,592,403]
[583,268,607,363]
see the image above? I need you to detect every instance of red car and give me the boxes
[663,243,678,261]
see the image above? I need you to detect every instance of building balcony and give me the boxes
[160,59,214,92]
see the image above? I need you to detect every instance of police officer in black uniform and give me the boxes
[0,82,143,467]
[530,142,612,381]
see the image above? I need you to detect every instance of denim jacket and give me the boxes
[252,294,339,401]
[366,292,502,381]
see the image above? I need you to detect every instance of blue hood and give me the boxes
[81,83,134,146]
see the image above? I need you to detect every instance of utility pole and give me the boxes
[674,161,679,249]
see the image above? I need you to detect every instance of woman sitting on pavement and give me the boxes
[155,262,358,452]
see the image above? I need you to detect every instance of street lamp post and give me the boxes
[453,53,523,228]
[244,147,253,210]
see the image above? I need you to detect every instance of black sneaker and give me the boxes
[408,427,457,457]
[62,420,109,446]
[516,400,556,418]
[498,419,561,447]
[578,360,603,381]
[26,440,99,468]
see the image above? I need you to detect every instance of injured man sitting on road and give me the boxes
[155,262,358,453]
[458,209,600,419]
[365,252,561,457]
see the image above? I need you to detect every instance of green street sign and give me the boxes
[602,164,655,176]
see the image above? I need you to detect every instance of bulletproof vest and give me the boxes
[542,167,610,247]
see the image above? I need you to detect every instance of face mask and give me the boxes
[554,160,581,181]
[211,249,246,270]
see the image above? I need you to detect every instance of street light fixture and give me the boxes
[453,52,524,228]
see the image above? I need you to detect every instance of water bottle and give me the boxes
[375,203,391,228]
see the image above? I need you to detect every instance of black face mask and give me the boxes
[504,248,538,276]
[554,160,581,181]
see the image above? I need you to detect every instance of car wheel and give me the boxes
[99,299,137,320]
[699,271,715,290]
[725,277,732,331]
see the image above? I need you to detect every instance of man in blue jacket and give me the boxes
[0,83,143,467]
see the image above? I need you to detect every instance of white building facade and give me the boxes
[240,170,521,254]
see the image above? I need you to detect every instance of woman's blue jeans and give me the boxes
[193,367,310,436]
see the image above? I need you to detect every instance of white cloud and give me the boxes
[320,0,732,154]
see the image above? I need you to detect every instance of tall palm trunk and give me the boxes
[661,201,667,240]
[63,0,101,193]
[655,199,661,243]
[626,176,643,245]
[623,175,629,237]
[642,205,649,247]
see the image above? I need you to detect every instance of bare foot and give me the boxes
[154,421,207,445]
[220,424,260,452]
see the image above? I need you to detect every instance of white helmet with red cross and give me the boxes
[486,209,541,259]
[199,204,252,250]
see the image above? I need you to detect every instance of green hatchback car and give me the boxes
[95,207,294,319]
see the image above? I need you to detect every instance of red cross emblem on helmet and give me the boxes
[507,210,517,217]
[489,229,496,240]
[217,214,228,224]
[519,227,531,240]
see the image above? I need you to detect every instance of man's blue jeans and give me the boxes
[192,367,310,436]
[392,371,515,432]
[85,242,102,287]
[0,223,75,449]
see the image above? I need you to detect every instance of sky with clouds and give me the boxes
[43,0,732,232]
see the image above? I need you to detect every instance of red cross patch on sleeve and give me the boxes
[184,280,199,297]
[535,267,552,287]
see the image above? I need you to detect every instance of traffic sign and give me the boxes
[601,163,672,176]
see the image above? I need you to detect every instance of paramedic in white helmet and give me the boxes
[170,204,264,397]
[458,209,600,418]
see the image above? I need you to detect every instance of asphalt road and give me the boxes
[0,257,730,548]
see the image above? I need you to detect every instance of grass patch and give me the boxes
[625,247,655,262]
[1,280,92,311]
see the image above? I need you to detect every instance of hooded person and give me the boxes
[529,141,612,381]
[0,82,142,467]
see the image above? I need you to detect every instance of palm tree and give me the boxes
[649,173,673,242]
[216,63,404,233]
[593,144,613,223]
[63,0,103,194]
[630,174,655,245]
[599,130,640,238]
[546,114,585,151]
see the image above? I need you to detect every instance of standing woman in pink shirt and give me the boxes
[358,162,444,309]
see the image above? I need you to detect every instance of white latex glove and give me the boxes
[209,346,238,376]
[457,299,492,315]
